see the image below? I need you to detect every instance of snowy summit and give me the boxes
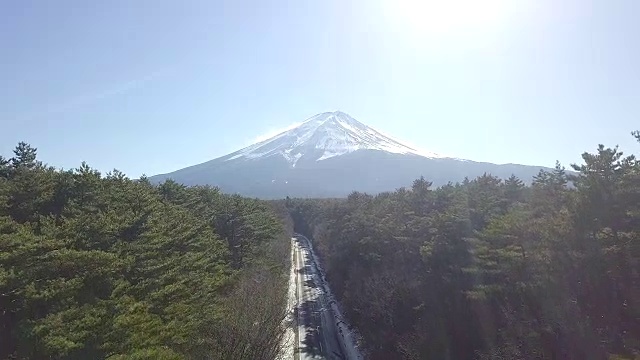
[226,111,442,166]
[150,110,550,198]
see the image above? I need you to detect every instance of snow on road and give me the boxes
[277,238,298,360]
[278,234,364,360]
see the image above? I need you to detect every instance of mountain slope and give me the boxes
[150,111,551,198]
[221,111,441,166]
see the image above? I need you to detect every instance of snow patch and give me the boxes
[225,111,445,166]
[317,150,343,161]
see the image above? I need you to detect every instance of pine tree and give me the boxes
[0,142,291,359]
[11,142,38,169]
[0,156,10,178]
[503,174,525,205]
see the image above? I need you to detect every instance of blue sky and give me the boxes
[2,0,639,177]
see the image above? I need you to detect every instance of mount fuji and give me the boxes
[223,111,441,165]
[149,111,550,198]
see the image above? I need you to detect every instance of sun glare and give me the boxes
[385,0,510,39]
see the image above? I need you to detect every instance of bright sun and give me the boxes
[385,0,511,39]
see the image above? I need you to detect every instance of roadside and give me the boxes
[297,235,364,360]
[277,238,298,360]
[279,235,364,360]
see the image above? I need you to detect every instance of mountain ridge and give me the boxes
[149,111,553,198]
[221,111,443,167]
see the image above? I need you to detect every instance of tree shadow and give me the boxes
[295,298,323,357]
[294,237,345,359]
[295,297,345,360]
[304,278,318,289]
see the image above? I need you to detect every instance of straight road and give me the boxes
[293,235,345,360]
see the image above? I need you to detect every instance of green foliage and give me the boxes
[0,143,291,359]
[290,132,640,359]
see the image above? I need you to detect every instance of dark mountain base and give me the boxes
[150,150,550,198]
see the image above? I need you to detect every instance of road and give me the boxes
[292,235,346,360]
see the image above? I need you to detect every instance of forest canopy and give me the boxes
[0,143,292,360]
[288,132,640,360]
[3,131,639,360]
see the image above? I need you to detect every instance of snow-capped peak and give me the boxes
[225,111,442,166]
